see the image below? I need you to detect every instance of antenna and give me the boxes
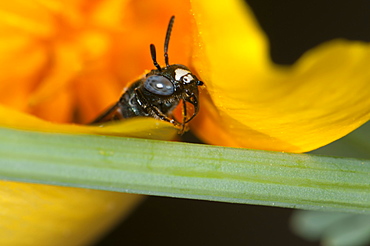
[150,44,161,71]
[164,16,175,66]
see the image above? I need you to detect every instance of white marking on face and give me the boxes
[182,74,194,83]
[174,68,190,81]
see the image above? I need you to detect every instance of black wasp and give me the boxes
[91,16,203,133]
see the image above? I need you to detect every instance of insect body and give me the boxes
[91,16,203,132]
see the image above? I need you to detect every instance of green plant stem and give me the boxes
[0,127,369,213]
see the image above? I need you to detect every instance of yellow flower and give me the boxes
[189,1,370,153]
[0,0,190,245]
[0,0,369,245]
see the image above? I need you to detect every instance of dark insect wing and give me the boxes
[90,102,122,124]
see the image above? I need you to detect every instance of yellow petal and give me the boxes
[0,104,178,140]
[190,0,370,153]
[0,181,143,246]
[0,1,191,245]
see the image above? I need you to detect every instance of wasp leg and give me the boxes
[179,100,188,133]
[134,88,183,127]
[184,96,199,123]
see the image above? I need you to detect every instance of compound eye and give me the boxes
[144,75,174,96]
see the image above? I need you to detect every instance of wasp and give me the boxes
[90,16,203,133]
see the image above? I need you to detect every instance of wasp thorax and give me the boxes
[144,75,174,96]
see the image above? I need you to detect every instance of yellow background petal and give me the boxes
[0,181,142,246]
[190,0,370,152]
[0,0,194,123]
[0,1,192,244]
[0,104,178,140]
